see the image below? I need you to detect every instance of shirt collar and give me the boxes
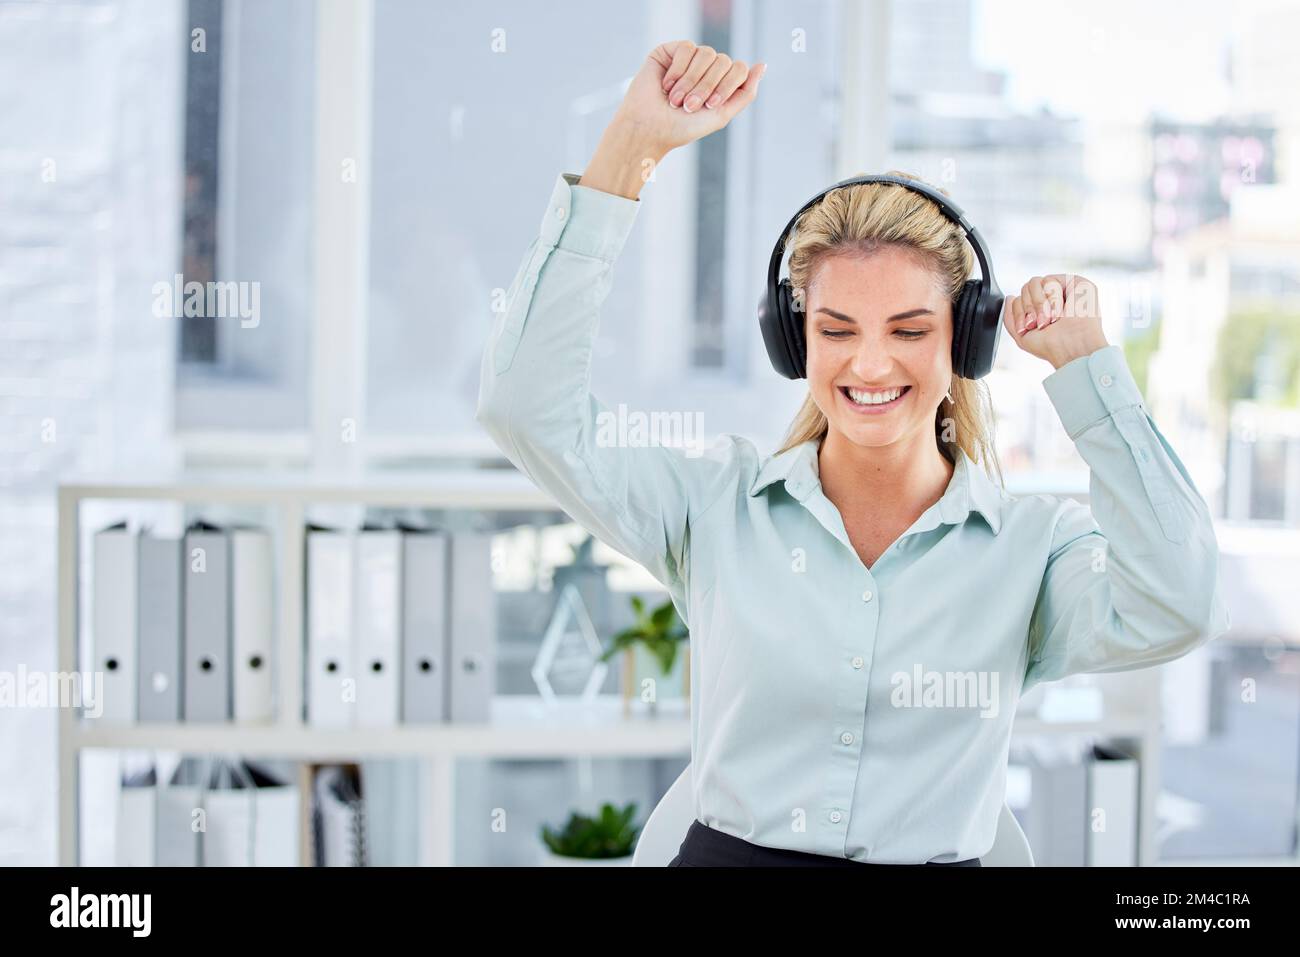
[748,438,1005,535]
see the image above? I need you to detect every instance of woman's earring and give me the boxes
[945,388,954,405]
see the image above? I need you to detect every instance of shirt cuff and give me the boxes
[536,172,641,263]
[1042,344,1144,439]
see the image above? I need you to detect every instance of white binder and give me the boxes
[231,528,274,723]
[183,522,231,722]
[203,760,299,866]
[401,528,449,723]
[92,522,137,723]
[307,526,356,728]
[1086,743,1139,866]
[448,531,496,723]
[354,527,402,728]
[1025,741,1088,866]
[115,768,157,866]
[156,759,203,866]
[136,531,182,723]
[359,759,419,865]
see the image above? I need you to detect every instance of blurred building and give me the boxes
[1150,183,1300,523]
[1149,118,1276,264]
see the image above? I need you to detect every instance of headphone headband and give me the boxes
[765,173,998,301]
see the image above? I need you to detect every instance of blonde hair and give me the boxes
[776,170,1003,489]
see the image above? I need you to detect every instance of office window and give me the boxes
[174,0,315,431]
[180,0,221,364]
[365,0,663,443]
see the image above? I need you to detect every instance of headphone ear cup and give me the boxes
[759,281,798,379]
[951,280,980,379]
[969,292,1004,379]
[759,276,800,377]
[782,280,808,379]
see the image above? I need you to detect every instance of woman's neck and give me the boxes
[817,427,955,516]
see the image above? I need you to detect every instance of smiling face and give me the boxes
[804,246,954,452]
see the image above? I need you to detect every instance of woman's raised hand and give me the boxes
[1002,274,1110,370]
[617,41,766,155]
[580,42,765,199]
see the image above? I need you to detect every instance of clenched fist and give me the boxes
[1003,274,1110,370]
[625,41,766,153]
[580,42,765,200]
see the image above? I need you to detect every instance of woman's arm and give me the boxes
[1003,275,1231,691]
[476,43,765,593]
[476,170,690,590]
[1024,344,1230,689]
[578,120,665,201]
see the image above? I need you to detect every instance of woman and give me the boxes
[477,41,1230,867]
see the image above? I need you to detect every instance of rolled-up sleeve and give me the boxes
[1023,345,1232,691]
[476,173,708,598]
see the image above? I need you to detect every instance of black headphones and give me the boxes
[757,173,1005,380]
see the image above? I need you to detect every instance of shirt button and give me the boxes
[861,589,873,602]
[840,731,854,745]
[829,810,842,824]
[555,206,567,220]
[851,656,864,669]
[1099,373,1113,387]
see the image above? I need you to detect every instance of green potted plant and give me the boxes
[599,595,689,716]
[538,801,640,866]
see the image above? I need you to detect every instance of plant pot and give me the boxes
[537,844,633,867]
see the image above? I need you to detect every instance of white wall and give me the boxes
[0,0,182,865]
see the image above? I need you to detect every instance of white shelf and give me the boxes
[71,708,1144,758]
[58,467,561,509]
[73,695,691,758]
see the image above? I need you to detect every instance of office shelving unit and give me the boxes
[57,471,1161,866]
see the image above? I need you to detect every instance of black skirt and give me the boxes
[666,819,981,867]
